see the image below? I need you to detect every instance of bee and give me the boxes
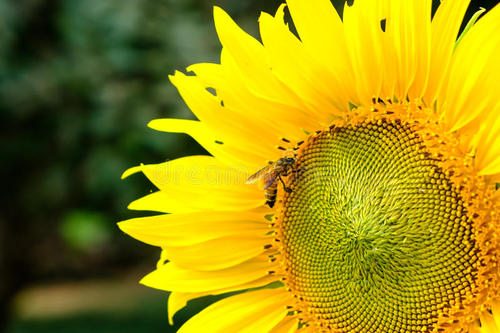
[246,157,296,208]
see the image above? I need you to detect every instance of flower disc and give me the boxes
[280,119,480,332]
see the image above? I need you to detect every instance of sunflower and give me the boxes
[119,0,500,332]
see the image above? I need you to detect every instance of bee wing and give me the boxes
[246,164,273,184]
[262,172,278,189]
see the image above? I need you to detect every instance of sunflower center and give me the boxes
[280,119,480,332]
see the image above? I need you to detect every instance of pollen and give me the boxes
[275,107,499,332]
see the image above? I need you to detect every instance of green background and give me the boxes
[1,0,498,332]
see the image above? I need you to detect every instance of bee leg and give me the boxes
[278,175,292,193]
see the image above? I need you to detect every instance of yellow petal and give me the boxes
[123,156,264,213]
[213,6,305,109]
[479,310,500,333]
[472,101,500,176]
[385,0,432,99]
[259,6,347,120]
[285,0,342,50]
[439,3,500,131]
[148,118,258,168]
[425,0,470,105]
[141,255,276,293]
[126,191,172,213]
[167,274,278,325]
[269,316,299,333]
[171,71,276,156]
[285,0,357,106]
[123,155,251,189]
[128,188,262,214]
[169,71,279,165]
[124,155,255,193]
[165,235,270,271]
[188,58,317,139]
[178,288,291,333]
[492,299,500,329]
[118,210,268,247]
[455,7,487,48]
[168,292,193,325]
[343,0,387,103]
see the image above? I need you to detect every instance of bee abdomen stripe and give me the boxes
[265,190,277,200]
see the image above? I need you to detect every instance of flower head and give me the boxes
[119,0,500,332]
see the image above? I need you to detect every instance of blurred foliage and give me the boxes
[60,210,110,252]
[1,0,498,332]
[8,290,225,333]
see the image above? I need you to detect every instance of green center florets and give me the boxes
[280,120,479,332]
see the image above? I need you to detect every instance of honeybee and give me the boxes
[246,157,296,208]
